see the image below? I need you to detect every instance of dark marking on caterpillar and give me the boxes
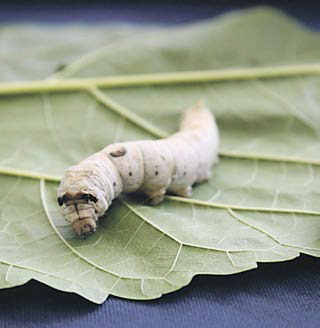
[109,147,127,157]
[58,193,97,206]
[129,171,133,176]
[87,194,98,203]
[57,196,63,206]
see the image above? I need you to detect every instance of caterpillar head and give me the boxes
[57,191,100,237]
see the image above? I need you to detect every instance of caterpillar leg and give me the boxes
[173,186,192,198]
[146,188,166,205]
[196,170,212,183]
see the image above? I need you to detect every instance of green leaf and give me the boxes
[0,7,319,303]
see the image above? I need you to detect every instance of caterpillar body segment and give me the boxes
[57,102,219,237]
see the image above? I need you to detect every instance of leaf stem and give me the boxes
[165,195,320,216]
[219,151,320,165]
[88,86,168,138]
[0,166,61,182]
[1,63,320,95]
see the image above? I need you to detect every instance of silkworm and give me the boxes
[57,102,219,237]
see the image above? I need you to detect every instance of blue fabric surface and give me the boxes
[1,2,320,328]
[0,1,319,28]
[1,255,319,328]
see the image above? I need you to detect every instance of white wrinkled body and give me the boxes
[57,102,219,236]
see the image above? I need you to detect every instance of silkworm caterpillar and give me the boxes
[57,102,219,237]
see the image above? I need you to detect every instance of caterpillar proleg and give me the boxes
[57,102,219,237]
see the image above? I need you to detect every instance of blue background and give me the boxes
[1,1,320,327]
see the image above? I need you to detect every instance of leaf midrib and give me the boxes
[1,63,320,95]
